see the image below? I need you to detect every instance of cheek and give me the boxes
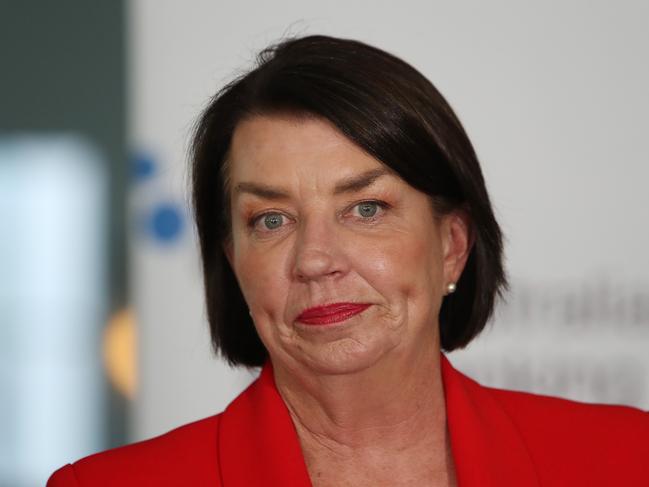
[351,231,441,300]
[233,244,290,316]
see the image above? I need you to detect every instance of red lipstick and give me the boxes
[297,303,371,326]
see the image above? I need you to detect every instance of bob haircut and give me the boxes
[191,35,507,367]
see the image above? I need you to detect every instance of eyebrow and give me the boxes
[233,168,391,200]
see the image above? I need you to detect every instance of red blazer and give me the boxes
[48,354,649,486]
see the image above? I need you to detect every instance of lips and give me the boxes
[296,303,371,326]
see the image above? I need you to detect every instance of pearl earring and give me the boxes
[446,282,457,295]
[248,309,252,317]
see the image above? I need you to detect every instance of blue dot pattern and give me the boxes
[132,152,156,183]
[150,203,183,242]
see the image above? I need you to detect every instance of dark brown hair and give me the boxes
[191,35,507,366]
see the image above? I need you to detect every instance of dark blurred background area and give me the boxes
[1,2,128,485]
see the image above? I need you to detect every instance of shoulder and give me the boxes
[487,384,649,440]
[486,385,649,480]
[47,414,223,487]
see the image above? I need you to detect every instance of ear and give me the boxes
[441,210,473,286]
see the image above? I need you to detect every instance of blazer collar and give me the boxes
[440,354,539,485]
[218,364,312,486]
[218,354,539,486]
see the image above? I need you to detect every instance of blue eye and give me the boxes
[353,200,390,221]
[356,201,379,218]
[261,212,284,230]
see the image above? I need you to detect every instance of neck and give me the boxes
[272,343,455,485]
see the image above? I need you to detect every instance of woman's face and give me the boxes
[226,115,469,375]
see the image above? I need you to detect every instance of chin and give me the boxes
[296,339,390,376]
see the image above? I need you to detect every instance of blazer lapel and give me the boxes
[441,354,540,486]
[218,363,312,486]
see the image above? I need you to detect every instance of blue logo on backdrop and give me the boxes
[131,151,185,245]
[150,203,183,243]
[131,151,156,183]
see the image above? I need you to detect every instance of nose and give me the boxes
[291,214,347,282]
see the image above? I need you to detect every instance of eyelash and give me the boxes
[247,200,391,233]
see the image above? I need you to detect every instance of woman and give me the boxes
[49,35,648,486]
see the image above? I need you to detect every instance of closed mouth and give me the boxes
[296,303,371,326]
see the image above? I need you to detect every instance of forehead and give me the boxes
[228,115,386,182]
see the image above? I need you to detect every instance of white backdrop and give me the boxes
[127,0,649,441]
